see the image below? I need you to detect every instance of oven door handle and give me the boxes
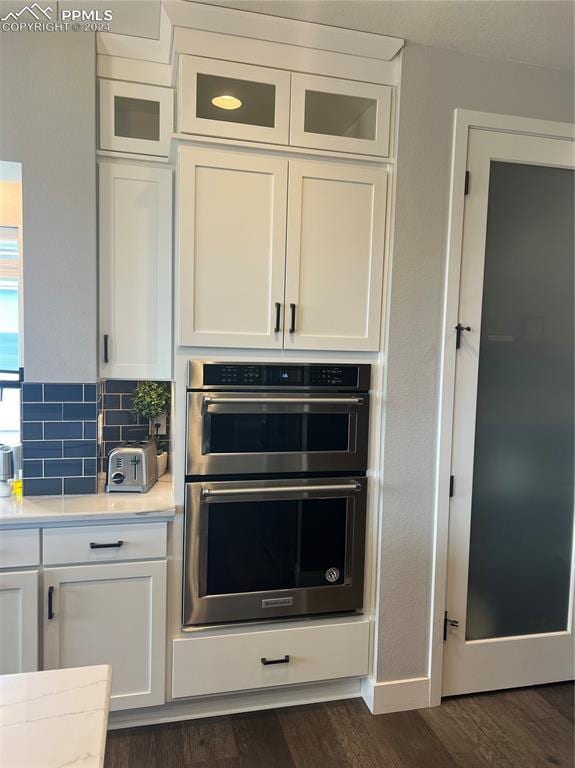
[202,396,364,406]
[201,482,361,499]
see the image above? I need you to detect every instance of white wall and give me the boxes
[0,30,97,383]
[376,42,574,682]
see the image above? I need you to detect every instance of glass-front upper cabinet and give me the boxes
[290,74,392,157]
[99,80,174,157]
[178,56,290,145]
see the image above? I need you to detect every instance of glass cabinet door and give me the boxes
[99,80,174,157]
[290,73,392,156]
[178,55,290,145]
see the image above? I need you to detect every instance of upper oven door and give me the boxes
[186,391,370,476]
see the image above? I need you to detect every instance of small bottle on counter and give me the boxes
[12,469,23,498]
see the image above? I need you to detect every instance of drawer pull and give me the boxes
[89,540,124,549]
[261,654,290,666]
[48,586,55,620]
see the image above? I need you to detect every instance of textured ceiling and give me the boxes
[194,0,575,71]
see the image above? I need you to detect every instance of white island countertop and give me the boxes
[0,665,112,768]
[0,476,175,527]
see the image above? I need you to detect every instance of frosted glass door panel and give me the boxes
[196,74,276,128]
[114,96,160,141]
[290,74,392,156]
[179,56,290,144]
[304,91,376,140]
[466,162,574,641]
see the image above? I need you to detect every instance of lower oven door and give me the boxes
[183,477,367,626]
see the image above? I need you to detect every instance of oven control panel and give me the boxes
[198,363,369,390]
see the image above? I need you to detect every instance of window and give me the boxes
[0,162,23,446]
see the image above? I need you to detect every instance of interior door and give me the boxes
[285,159,387,351]
[443,127,575,695]
[178,147,287,349]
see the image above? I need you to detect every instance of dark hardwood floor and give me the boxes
[105,682,574,767]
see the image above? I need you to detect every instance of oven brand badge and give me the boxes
[325,567,340,583]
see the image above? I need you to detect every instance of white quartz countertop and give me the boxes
[0,476,175,527]
[0,665,112,768]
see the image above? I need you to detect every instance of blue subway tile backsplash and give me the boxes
[103,380,138,394]
[22,383,98,496]
[23,460,43,478]
[63,440,97,458]
[64,476,97,494]
[63,402,97,421]
[44,384,84,402]
[83,421,97,440]
[22,422,43,440]
[22,402,63,421]
[22,383,43,402]
[99,380,171,474]
[44,459,83,477]
[44,421,83,440]
[24,478,63,496]
[22,441,63,459]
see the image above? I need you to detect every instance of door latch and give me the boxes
[443,611,460,641]
[455,323,471,349]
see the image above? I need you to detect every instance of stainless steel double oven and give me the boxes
[183,362,371,626]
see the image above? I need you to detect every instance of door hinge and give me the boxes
[464,170,470,195]
[443,611,460,641]
[449,475,454,498]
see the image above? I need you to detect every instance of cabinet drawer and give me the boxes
[0,529,40,568]
[172,618,369,698]
[42,522,167,565]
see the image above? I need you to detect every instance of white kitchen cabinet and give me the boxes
[172,617,369,699]
[99,79,174,157]
[99,161,173,379]
[285,159,387,351]
[43,560,166,711]
[178,56,290,145]
[0,570,39,674]
[290,73,392,157]
[178,148,387,352]
[178,146,288,349]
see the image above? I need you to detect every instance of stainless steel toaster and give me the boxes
[106,441,158,493]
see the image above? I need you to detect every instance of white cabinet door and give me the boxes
[99,162,172,379]
[178,56,290,145]
[0,570,38,674]
[43,561,166,711]
[99,79,174,157]
[285,160,387,351]
[290,74,392,157]
[178,147,288,348]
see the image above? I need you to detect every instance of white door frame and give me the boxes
[429,109,575,706]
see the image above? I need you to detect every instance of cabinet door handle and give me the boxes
[48,586,55,620]
[261,654,290,666]
[289,303,296,334]
[103,334,109,364]
[274,302,281,333]
[89,540,124,549]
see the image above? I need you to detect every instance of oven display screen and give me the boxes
[267,366,303,385]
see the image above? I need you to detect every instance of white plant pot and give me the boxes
[157,452,168,477]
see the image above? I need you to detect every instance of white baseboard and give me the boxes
[361,676,430,715]
[108,677,362,730]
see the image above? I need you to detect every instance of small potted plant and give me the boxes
[132,381,170,477]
